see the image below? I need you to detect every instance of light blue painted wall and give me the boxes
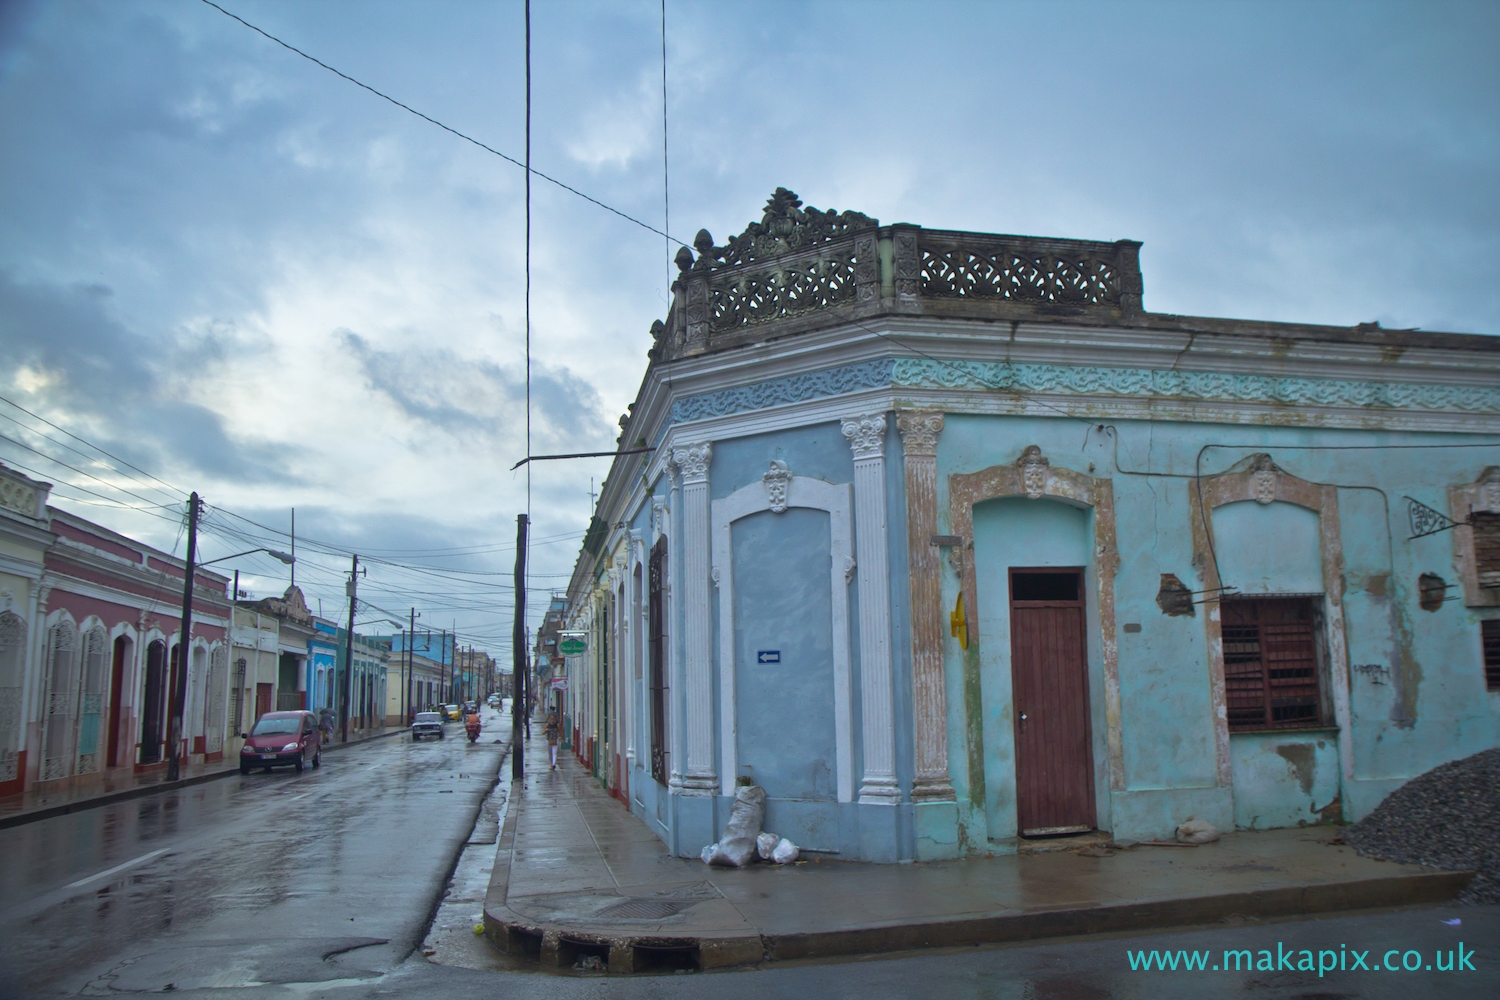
[1212,501,1324,595]
[1231,733,1341,829]
[732,508,838,802]
[710,423,854,502]
[971,497,1091,841]
[934,414,1499,846]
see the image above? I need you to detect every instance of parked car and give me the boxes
[443,703,462,721]
[240,710,321,774]
[411,711,444,741]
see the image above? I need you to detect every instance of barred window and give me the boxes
[1482,620,1500,692]
[1223,597,1324,731]
[1474,512,1500,591]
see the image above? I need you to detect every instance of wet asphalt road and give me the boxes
[0,713,507,998]
[3,711,1494,999]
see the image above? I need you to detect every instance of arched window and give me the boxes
[75,626,108,774]
[0,611,27,783]
[42,619,79,781]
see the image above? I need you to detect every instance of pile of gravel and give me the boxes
[1343,747,1500,904]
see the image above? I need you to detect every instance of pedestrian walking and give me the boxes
[318,705,334,743]
[544,710,560,769]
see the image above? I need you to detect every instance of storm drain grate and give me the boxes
[596,898,693,920]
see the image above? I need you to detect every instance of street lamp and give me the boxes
[199,547,296,568]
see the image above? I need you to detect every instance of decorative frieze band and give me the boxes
[890,359,1500,413]
[664,357,1500,429]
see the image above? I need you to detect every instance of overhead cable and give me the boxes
[198,0,688,248]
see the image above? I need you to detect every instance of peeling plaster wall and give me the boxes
[933,413,1499,849]
[971,497,1102,842]
[1232,734,1341,829]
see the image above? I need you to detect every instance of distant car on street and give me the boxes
[411,711,444,741]
[443,704,462,721]
[240,710,321,774]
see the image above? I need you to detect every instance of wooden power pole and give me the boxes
[167,492,201,782]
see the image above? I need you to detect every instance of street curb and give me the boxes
[481,851,1472,973]
[0,726,404,830]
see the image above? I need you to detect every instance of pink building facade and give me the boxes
[0,463,232,799]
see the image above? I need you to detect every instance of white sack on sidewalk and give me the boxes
[1176,817,1220,844]
[702,784,768,868]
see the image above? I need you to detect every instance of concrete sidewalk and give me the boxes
[483,735,1472,973]
[0,723,403,829]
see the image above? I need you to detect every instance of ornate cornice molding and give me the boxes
[669,359,894,425]
[664,356,1500,431]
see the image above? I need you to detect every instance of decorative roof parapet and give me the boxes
[651,188,1144,362]
[688,187,878,272]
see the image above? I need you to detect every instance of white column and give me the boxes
[672,442,716,794]
[842,414,900,804]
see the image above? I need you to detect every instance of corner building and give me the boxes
[563,189,1500,862]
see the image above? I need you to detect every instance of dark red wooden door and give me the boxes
[1010,569,1096,836]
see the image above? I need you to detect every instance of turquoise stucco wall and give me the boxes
[1231,732,1341,829]
[970,497,1101,841]
[933,413,1500,849]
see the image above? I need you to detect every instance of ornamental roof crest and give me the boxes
[684,188,878,273]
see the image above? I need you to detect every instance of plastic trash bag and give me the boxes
[757,832,780,860]
[771,837,800,864]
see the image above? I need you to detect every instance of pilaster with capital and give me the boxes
[897,412,955,802]
[670,442,716,793]
[841,413,899,804]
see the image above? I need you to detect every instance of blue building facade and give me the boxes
[564,190,1500,862]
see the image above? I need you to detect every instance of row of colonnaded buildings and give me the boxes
[539,189,1500,862]
[0,480,489,800]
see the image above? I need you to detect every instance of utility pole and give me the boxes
[341,554,359,743]
[167,492,201,782]
[406,607,417,724]
[512,513,528,779]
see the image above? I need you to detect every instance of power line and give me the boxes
[0,430,181,511]
[199,0,687,248]
[0,393,189,500]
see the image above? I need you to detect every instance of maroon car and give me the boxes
[240,710,322,774]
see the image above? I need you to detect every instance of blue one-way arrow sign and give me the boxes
[756,650,781,664]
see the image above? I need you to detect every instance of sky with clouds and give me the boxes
[1,0,1496,650]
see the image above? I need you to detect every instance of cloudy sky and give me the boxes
[1,0,1496,650]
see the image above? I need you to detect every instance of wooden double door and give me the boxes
[1009,568,1096,837]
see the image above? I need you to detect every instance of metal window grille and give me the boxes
[1483,620,1500,692]
[648,536,668,785]
[1223,597,1323,731]
[229,658,246,736]
[1474,512,1500,590]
